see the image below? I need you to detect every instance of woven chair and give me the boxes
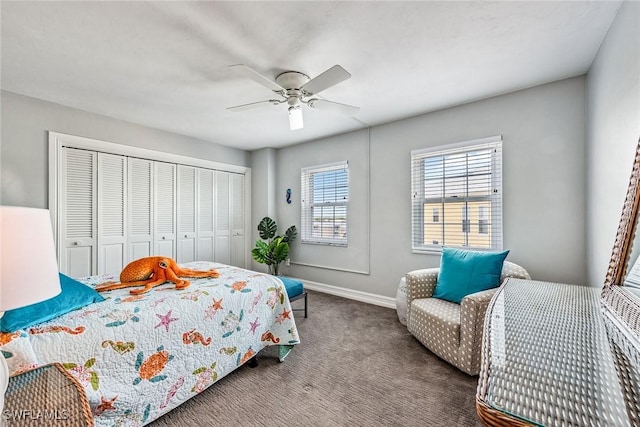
[405,261,530,375]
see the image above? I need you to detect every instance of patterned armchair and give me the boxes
[405,261,530,375]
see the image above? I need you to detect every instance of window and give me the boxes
[411,136,502,252]
[478,205,489,234]
[462,205,470,233]
[301,161,349,246]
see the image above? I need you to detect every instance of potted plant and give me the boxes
[251,217,297,276]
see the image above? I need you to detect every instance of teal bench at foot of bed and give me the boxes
[278,276,308,318]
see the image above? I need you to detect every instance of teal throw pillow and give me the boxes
[0,273,105,332]
[433,248,509,304]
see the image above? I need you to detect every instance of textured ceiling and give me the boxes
[1,1,621,151]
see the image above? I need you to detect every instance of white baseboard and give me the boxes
[299,279,396,309]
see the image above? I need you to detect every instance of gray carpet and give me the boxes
[150,290,483,426]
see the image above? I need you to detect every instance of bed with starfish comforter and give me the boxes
[2,262,299,426]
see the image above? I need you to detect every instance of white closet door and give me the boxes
[197,169,215,262]
[177,165,197,263]
[214,171,231,264]
[128,158,153,261]
[230,173,245,268]
[60,148,97,277]
[154,161,176,258]
[97,153,126,276]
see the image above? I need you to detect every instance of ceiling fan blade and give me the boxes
[301,65,351,95]
[308,99,360,116]
[229,64,284,93]
[226,99,281,112]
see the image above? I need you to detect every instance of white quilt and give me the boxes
[6,262,299,426]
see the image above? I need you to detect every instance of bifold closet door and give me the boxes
[128,158,153,261]
[96,153,127,276]
[197,169,215,262]
[230,173,245,268]
[214,171,231,265]
[154,162,176,258]
[177,165,197,263]
[214,171,245,268]
[60,148,97,277]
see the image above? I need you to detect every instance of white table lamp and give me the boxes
[0,206,62,415]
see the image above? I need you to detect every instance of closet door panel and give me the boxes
[66,248,94,278]
[154,162,176,258]
[60,148,97,277]
[177,165,197,263]
[197,169,215,262]
[214,171,231,265]
[230,173,245,268]
[128,158,153,261]
[97,153,127,275]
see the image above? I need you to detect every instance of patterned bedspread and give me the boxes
[11,262,299,426]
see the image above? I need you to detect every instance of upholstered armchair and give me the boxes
[405,261,530,375]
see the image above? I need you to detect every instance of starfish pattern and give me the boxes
[275,308,291,325]
[212,298,223,310]
[155,310,179,332]
[249,318,260,334]
[204,298,224,320]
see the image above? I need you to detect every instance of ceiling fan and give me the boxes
[227,64,359,130]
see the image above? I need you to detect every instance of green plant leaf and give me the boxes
[90,372,99,391]
[252,240,271,264]
[85,358,96,369]
[283,225,298,243]
[272,239,290,263]
[257,217,277,240]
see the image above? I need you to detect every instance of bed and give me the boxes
[0,261,300,426]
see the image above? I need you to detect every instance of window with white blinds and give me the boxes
[301,161,349,246]
[411,136,503,252]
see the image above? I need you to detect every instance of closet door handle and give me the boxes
[162,236,166,240]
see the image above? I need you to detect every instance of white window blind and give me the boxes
[301,161,349,246]
[411,136,503,252]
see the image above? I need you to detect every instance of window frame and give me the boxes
[410,136,503,253]
[300,161,349,247]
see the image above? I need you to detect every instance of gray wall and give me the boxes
[586,1,640,287]
[277,129,371,276]
[272,77,587,297]
[1,90,250,208]
[250,147,277,272]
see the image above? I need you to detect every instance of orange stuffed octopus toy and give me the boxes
[96,257,220,295]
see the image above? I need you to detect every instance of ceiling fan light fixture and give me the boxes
[288,106,303,130]
[229,64,358,130]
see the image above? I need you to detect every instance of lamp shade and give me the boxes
[0,206,61,311]
[288,106,304,130]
